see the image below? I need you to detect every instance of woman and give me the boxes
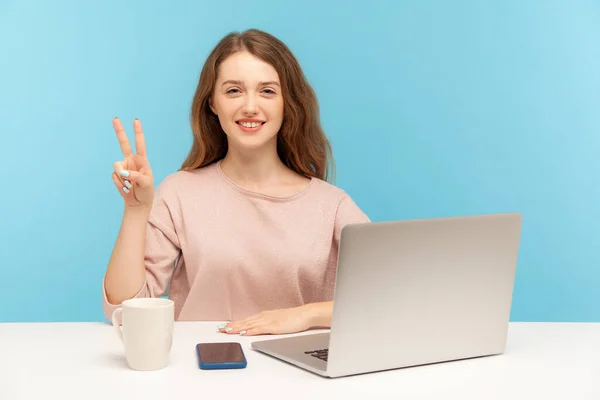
[103,29,370,336]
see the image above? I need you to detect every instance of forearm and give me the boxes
[104,206,151,304]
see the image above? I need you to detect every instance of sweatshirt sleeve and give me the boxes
[102,176,182,323]
[323,193,371,299]
[333,194,371,245]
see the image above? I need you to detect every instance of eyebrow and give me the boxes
[221,80,280,87]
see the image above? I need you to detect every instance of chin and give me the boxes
[235,137,276,151]
[228,131,278,150]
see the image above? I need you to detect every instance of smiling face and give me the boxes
[209,51,284,152]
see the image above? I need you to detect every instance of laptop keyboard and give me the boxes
[305,349,328,361]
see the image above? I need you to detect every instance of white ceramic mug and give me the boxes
[111,298,175,371]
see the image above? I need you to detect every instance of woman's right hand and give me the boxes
[111,117,155,209]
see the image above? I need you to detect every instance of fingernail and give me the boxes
[225,328,232,332]
[123,187,129,193]
[239,330,247,335]
[124,180,132,189]
[217,324,226,329]
[120,170,129,177]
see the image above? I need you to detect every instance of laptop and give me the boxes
[251,212,522,378]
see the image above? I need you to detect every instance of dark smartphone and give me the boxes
[196,342,247,370]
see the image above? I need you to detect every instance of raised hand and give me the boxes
[111,117,154,209]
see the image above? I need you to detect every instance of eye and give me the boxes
[226,88,241,94]
[262,88,276,95]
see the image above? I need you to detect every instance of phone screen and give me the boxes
[197,342,246,363]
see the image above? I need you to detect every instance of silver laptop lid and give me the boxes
[326,212,522,377]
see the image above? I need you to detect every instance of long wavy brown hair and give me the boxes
[180,29,334,182]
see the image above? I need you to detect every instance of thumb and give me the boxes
[119,170,152,188]
[139,166,152,175]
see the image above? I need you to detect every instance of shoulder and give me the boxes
[154,162,220,197]
[309,178,369,220]
[309,178,350,202]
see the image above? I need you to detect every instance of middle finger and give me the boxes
[227,320,261,334]
[222,316,260,332]
[113,117,133,157]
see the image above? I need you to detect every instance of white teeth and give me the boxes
[239,121,262,128]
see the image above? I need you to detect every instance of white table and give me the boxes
[0,321,598,399]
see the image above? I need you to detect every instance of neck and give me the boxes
[220,144,287,185]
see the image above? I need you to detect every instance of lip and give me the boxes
[236,119,266,134]
[236,118,265,123]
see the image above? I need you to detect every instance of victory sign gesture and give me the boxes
[111,117,154,209]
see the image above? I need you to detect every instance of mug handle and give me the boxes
[112,308,124,342]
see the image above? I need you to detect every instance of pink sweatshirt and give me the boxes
[102,160,370,322]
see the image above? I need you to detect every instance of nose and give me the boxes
[242,94,259,115]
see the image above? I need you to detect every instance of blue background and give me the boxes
[1,0,598,323]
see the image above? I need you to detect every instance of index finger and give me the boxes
[113,117,133,157]
[133,118,147,157]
